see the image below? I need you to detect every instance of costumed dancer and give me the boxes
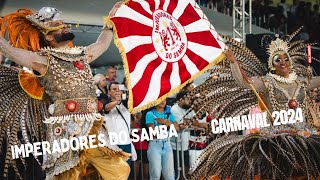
[0,4,130,180]
[187,28,320,179]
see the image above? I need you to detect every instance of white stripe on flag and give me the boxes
[212,31,226,50]
[154,0,160,9]
[116,5,153,27]
[130,52,158,88]
[132,0,153,15]
[120,36,152,53]
[169,62,181,90]
[137,61,167,108]
[184,19,210,33]
[162,0,170,11]
[193,2,205,18]
[182,55,200,74]
[172,0,189,20]
[187,41,223,62]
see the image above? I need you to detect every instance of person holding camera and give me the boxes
[104,82,132,166]
[146,100,179,180]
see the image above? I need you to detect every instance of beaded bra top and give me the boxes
[262,74,307,113]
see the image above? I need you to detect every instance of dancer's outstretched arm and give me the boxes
[86,2,122,63]
[225,49,266,93]
[86,29,113,63]
[0,36,48,74]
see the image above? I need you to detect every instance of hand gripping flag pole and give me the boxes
[236,61,275,122]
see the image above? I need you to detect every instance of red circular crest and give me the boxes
[65,100,78,112]
[73,61,84,70]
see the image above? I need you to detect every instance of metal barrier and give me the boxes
[175,127,207,180]
[130,127,207,180]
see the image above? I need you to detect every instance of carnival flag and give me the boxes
[106,0,226,113]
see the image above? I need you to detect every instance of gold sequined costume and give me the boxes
[39,47,130,180]
[0,7,130,180]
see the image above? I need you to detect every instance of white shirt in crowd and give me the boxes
[170,103,195,151]
[105,103,131,145]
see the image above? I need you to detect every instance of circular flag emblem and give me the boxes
[152,10,187,63]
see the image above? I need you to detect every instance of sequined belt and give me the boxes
[53,97,103,116]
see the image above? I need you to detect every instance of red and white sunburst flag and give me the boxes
[106,0,226,113]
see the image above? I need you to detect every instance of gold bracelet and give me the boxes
[102,25,113,31]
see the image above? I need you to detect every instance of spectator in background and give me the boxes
[93,74,108,105]
[171,91,208,179]
[183,82,195,92]
[106,66,117,86]
[278,0,289,19]
[146,100,179,180]
[269,6,286,33]
[224,0,232,16]
[207,0,217,11]
[290,0,299,16]
[104,82,132,167]
[295,1,306,24]
[310,4,320,41]
[121,77,129,106]
[132,112,149,180]
[170,91,193,179]
[189,103,210,169]
[199,0,207,7]
[312,4,319,17]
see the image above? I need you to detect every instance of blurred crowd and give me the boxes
[92,66,217,180]
[198,0,320,43]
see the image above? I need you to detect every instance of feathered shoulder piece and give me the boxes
[0,65,49,179]
[0,9,41,52]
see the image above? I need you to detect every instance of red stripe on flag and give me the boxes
[158,0,165,10]
[177,4,201,26]
[127,43,155,73]
[159,63,172,97]
[129,1,153,18]
[186,31,221,49]
[112,17,153,38]
[166,0,178,14]
[132,58,162,107]
[185,49,209,71]
[146,0,156,12]
[178,60,191,83]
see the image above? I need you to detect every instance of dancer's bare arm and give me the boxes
[225,49,266,93]
[86,2,121,63]
[0,36,48,74]
[86,29,113,63]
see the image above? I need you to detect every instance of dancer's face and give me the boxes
[46,20,75,44]
[273,52,291,77]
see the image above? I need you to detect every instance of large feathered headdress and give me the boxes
[0,7,64,52]
[261,27,317,72]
